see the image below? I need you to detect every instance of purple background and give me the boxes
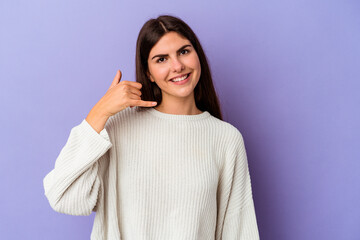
[1,0,359,239]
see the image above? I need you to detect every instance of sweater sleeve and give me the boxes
[216,130,260,239]
[43,118,113,216]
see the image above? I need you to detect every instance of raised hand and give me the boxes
[85,70,157,133]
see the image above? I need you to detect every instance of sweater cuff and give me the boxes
[83,118,111,142]
[55,118,112,169]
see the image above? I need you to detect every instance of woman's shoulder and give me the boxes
[207,115,243,140]
[207,117,246,158]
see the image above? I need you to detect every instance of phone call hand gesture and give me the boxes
[86,70,157,133]
[98,70,158,117]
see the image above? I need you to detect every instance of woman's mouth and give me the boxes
[170,73,191,85]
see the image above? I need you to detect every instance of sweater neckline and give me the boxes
[147,107,210,121]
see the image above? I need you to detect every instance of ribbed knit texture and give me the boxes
[43,106,260,240]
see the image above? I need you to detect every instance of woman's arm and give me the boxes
[216,130,260,239]
[43,118,113,216]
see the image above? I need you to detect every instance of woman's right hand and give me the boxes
[96,70,157,117]
[85,70,157,133]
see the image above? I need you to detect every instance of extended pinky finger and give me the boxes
[133,99,157,107]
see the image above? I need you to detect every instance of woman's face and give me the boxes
[147,31,201,102]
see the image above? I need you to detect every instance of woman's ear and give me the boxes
[147,71,155,82]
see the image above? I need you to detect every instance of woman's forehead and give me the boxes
[150,32,191,55]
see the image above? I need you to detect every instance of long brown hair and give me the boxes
[135,14,223,120]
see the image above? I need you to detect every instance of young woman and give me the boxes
[43,15,260,240]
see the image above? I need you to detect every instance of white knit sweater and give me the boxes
[43,106,260,240]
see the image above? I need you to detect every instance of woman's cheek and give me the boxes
[158,67,169,79]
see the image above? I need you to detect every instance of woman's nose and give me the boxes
[171,57,185,72]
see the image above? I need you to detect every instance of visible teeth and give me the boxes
[172,74,188,82]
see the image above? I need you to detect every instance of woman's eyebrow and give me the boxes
[151,44,192,60]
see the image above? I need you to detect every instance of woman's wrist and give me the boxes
[85,105,110,134]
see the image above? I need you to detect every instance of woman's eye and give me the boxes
[180,49,189,55]
[156,50,189,63]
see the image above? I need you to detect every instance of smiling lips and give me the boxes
[170,73,191,82]
[170,73,191,85]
